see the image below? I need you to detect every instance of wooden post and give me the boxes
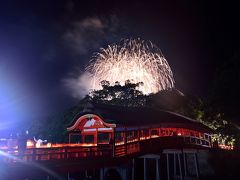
[178,153,183,180]
[132,158,135,180]
[85,170,88,179]
[100,168,104,180]
[173,153,176,176]
[144,158,147,180]
[166,154,170,180]
[156,158,160,180]
[67,172,70,180]
[194,153,199,178]
[183,152,187,177]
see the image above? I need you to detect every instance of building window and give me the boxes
[85,135,94,143]
[143,129,149,137]
[151,129,159,137]
[71,134,82,143]
[98,133,109,144]
[127,131,136,142]
[140,129,149,139]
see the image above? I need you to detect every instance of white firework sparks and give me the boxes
[86,38,175,94]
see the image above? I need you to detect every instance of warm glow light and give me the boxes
[26,140,34,148]
[86,39,175,94]
[115,141,124,145]
[219,144,233,150]
[35,143,41,148]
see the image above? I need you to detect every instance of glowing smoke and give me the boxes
[64,38,175,98]
[87,39,174,94]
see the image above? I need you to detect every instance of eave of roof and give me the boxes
[68,103,213,133]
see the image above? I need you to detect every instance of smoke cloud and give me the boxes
[62,16,125,99]
[63,16,121,55]
[62,71,92,98]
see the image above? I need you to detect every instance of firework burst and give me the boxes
[86,38,175,94]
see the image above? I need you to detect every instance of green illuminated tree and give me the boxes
[178,97,239,147]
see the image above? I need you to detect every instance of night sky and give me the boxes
[0,0,240,133]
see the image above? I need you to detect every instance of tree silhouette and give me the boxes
[88,80,146,107]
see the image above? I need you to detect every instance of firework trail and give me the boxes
[86,38,174,94]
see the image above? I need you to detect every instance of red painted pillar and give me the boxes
[112,128,115,158]
[138,129,140,141]
[82,135,85,143]
[96,128,98,145]
[68,133,71,143]
[124,128,127,155]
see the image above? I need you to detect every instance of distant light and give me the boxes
[26,140,34,148]
[47,143,51,148]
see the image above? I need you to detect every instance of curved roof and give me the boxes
[68,103,213,133]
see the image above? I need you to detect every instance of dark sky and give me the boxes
[0,0,239,133]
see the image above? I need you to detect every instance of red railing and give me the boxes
[0,145,113,163]
[0,128,212,163]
